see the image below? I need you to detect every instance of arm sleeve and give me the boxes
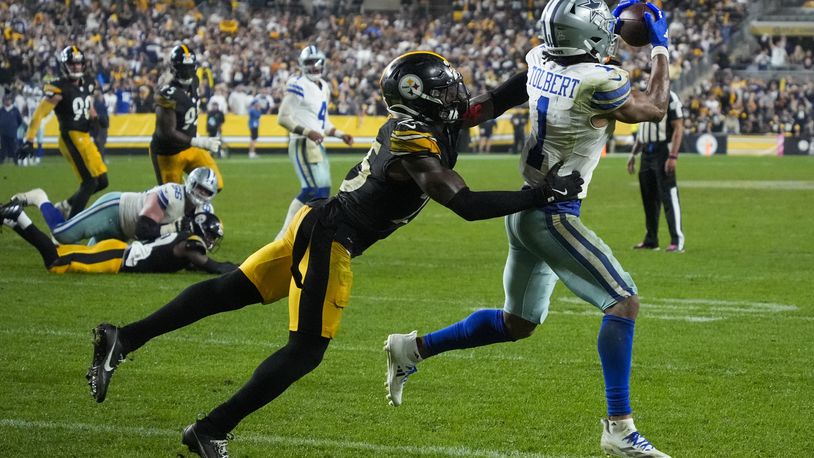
[199,258,240,274]
[445,187,544,221]
[25,99,56,140]
[489,72,529,117]
[134,215,161,240]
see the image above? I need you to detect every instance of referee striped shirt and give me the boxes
[638,91,684,144]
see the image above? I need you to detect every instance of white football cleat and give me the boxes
[600,418,671,458]
[11,188,48,207]
[383,331,421,407]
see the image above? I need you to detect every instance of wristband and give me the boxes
[302,127,312,137]
[651,46,669,61]
[333,129,346,137]
[668,155,678,160]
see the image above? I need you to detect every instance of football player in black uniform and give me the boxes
[20,46,108,219]
[150,45,224,191]
[0,201,235,275]
[85,51,583,458]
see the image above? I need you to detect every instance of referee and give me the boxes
[627,90,685,253]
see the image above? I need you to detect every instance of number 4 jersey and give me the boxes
[151,78,200,155]
[283,75,332,138]
[44,77,95,133]
[522,46,631,199]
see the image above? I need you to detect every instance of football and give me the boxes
[617,2,650,47]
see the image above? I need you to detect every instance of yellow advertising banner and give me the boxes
[40,112,635,149]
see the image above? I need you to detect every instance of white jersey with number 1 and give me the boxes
[283,75,332,138]
[521,45,631,199]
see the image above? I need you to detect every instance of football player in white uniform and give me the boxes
[385,1,672,457]
[11,167,219,244]
[275,45,353,240]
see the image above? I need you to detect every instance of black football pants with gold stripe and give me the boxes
[14,223,124,273]
[116,205,350,436]
[59,130,109,218]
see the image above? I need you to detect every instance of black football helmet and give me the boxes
[192,212,224,252]
[59,46,86,80]
[380,51,469,124]
[170,44,197,86]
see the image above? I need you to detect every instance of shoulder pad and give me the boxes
[390,120,441,156]
[156,183,184,209]
[589,66,630,112]
[155,85,178,109]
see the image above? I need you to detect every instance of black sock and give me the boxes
[14,224,58,267]
[199,331,330,437]
[119,269,261,354]
[67,178,98,217]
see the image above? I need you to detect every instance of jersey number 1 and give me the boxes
[526,95,549,170]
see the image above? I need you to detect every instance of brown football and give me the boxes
[617,2,650,47]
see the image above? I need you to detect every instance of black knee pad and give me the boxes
[79,178,98,193]
[95,173,109,192]
[287,331,329,369]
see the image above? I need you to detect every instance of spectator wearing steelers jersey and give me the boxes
[149,45,224,192]
[20,46,109,219]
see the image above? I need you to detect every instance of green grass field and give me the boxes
[0,153,812,457]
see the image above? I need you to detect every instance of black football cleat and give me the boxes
[0,200,24,223]
[632,242,659,251]
[182,422,232,458]
[86,323,126,403]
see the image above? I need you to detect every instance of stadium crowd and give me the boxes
[683,73,814,136]
[0,0,806,142]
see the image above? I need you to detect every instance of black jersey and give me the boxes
[119,232,205,273]
[151,78,200,155]
[333,117,460,255]
[44,77,95,133]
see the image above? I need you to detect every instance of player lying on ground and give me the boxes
[0,201,236,275]
[84,51,583,458]
[10,167,219,245]
[384,1,672,457]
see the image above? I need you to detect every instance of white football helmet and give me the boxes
[298,45,326,82]
[537,0,618,62]
[185,167,218,207]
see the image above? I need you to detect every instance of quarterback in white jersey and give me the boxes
[275,45,354,240]
[12,167,219,245]
[384,1,673,457]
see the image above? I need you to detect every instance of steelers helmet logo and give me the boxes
[398,74,423,100]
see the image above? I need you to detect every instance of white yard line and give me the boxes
[0,418,572,458]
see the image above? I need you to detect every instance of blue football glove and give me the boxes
[612,0,642,18]
[643,2,670,49]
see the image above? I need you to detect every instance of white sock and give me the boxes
[17,211,32,229]
[275,198,305,240]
